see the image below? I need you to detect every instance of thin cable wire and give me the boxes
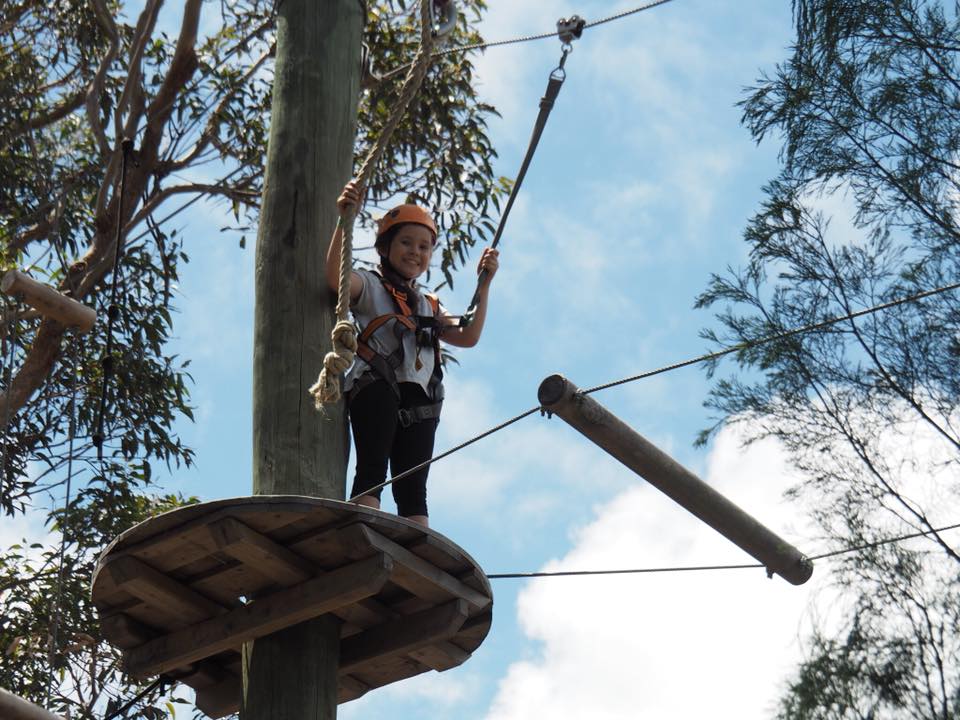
[486,521,960,580]
[348,406,540,501]
[582,281,960,395]
[45,332,80,708]
[92,140,134,459]
[1,293,19,502]
[349,282,960,503]
[807,521,960,561]
[379,0,679,80]
[101,677,165,720]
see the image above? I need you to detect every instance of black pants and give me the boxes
[348,379,439,517]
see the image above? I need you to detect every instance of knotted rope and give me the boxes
[310,0,440,408]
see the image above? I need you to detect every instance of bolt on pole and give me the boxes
[538,374,813,585]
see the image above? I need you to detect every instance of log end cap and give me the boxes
[537,374,573,407]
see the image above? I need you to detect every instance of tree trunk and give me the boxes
[244,0,361,717]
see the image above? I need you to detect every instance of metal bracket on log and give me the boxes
[537,374,814,585]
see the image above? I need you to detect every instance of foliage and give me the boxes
[695,1,960,717]
[0,0,504,716]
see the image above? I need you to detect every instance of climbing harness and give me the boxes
[351,271,445,425]
[310,0,452,408]
[459,19,581,327]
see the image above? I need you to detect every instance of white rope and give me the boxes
[310,0,440,407]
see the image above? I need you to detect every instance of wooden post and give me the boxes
[245,0,362,717]
[538,374,814,585]
[0,688,66,720]
[1,270,96,332]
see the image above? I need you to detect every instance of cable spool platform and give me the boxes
[91,496,493,718]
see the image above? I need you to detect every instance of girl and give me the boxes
[326,180,499,527]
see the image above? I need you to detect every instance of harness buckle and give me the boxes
[398,408,414,428]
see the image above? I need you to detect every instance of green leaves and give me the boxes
[703,3,960,717]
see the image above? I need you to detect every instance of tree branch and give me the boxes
[119,0,163,141]
[126,181,259,232]
[86,0,119,160]
[165,46,272,173]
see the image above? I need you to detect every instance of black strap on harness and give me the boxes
[352,273,444,423]
[459,19,581,327]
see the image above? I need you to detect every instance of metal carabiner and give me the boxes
[430,0,458,38]
[551,45,571,81]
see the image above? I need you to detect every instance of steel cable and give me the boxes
[487,521,960,580]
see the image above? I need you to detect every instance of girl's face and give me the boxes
[384,224,435,280]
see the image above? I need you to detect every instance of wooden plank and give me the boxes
[99,613,156,649]
[338,524,491,610]
[206,516,314,586]
[338,674,371,703]
[124,553,394,678]
[195,676,241,719]
[105,555,226,625]
[167,660,226,691]
[339,599,469,674]
[406,640,471,672]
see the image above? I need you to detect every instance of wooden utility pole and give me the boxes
[538,374,814,585]
[244,0,363,718]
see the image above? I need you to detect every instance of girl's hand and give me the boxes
[478,247,499,287]
[337,180,363,215]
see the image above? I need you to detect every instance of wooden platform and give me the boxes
[91,497,493,718]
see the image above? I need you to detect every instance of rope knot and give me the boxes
[309,320,358,408]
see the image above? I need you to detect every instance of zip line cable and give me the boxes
[351,281,960,501]
[348,405,541,503]
[582,280,960,395]
[485,521,960,580]
[378,0,679,81]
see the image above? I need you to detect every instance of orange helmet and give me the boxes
[376,204,437,243]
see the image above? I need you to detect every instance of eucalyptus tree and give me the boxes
[696,2,960,718]
[0,0,502,716]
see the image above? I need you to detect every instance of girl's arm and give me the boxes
[441,248,499,348]
[326,181,363,301]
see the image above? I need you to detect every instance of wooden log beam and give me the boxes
[0,689,66,720]
[106,555,227,624]
[338,524,491,610]
[124,553,393,678]
[538,374,814,585]
[206,516,314,586]
[1,270,96,332]
[407,640,471,671]
[339,599,469,674]
[99,612,156,649]
[196,676,241,719]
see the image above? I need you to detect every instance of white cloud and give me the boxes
[483,425,817,720]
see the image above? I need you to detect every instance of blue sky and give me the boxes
[155,2,830,718]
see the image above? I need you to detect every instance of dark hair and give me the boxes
[374,223,404,256]
[376,223,423,310]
